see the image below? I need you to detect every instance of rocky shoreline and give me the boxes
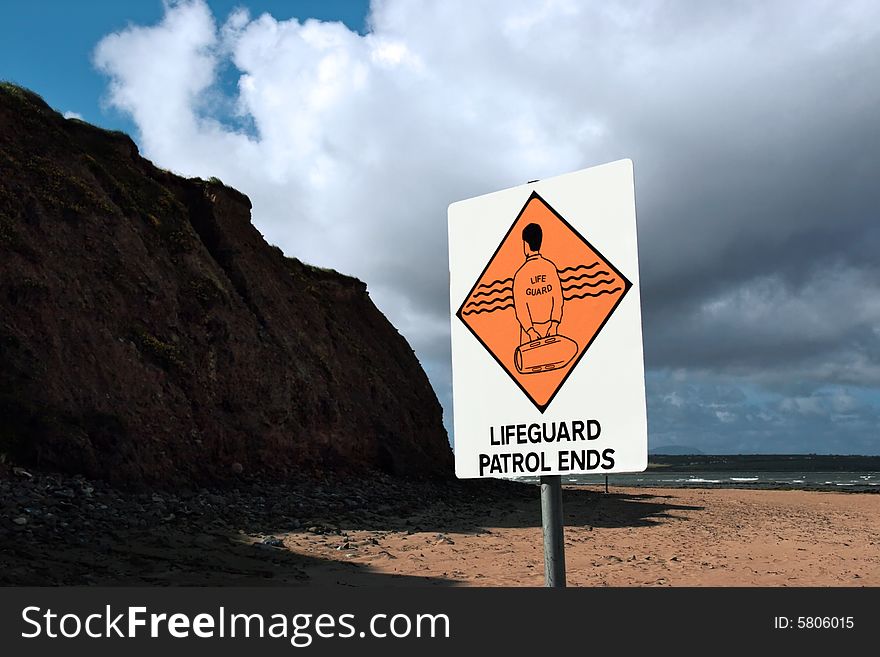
[0,465,533,585]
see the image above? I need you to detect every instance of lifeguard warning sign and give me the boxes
[448,160,647,479]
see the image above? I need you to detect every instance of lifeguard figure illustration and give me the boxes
[514,223,562,344]
[512,223,578,374]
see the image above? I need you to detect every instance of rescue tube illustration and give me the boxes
[514,334,578,374]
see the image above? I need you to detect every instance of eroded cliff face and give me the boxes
[0,84,452,486]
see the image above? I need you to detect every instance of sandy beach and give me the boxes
[290,485,880,587]
[3,469,877,586]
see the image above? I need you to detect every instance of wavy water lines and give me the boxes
[563,286,622,301]
[476,277,513,291]
[465,295,514,308]
[471,284,514,299]
[558,262,599,274]
[461,303,515,315]
[561,278,616,291]
[462,261,623,316]
[462,289,515,314]
[560,269,610,282]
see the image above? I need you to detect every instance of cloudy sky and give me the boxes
[4,0,879,454]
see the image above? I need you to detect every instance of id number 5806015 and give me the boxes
[774,616,854,629]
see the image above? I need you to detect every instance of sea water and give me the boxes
[562,471,880,492]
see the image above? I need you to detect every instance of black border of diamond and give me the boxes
[455,190,633,413]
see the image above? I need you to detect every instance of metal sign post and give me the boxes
[540,475,566,587]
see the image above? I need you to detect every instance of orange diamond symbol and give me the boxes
[456,191,632,412]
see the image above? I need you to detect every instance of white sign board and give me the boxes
[448,160,647,479]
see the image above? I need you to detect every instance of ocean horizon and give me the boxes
[567,470,880,492]
[508,454,880,492]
